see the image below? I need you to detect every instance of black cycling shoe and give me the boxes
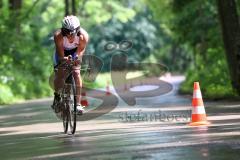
[52,92,61,112]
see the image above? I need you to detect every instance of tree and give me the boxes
[146,0,237,98]
[217,0,240,94]
[65,0,76,15]
[65,0,69,15]
[87,10,161,72]
[9,0,22,32]
[9,0,22,10]
[72,0,76,15]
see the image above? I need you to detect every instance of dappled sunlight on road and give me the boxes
[0,76,240,159]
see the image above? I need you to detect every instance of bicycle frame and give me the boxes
[54,56,89,134]
[58,58,80,134]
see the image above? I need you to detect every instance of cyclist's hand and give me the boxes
[59,57,68,65]
[74,55,82,66]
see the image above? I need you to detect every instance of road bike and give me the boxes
[54,56,88,134]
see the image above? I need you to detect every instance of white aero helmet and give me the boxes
[62,15,80,34]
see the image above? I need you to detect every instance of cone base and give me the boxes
[188,121,210,126]
[81,101,89,107]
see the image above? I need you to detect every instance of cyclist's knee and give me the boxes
[73,69,80,77]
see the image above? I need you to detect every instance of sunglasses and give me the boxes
[62,28,80,36]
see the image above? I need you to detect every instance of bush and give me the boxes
[179,47,239,99]
[0,84,15,104]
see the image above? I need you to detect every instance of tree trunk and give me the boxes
[0,0,3,9]
[217,0,240,94]
[9,0,22,32]
[9,0,21,10]
[65,0,69,16]
[72,0,76,15]
[65,0,77,15]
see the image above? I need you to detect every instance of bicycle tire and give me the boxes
[63,103,69,134]
[69,76,77,134]
[62,82,70,134]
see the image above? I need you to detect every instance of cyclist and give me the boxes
[52,15,89,115]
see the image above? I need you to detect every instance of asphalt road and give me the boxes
[0,75,240,160]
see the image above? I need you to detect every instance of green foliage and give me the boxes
[171,0,236,99]
[144,0,193,72]
[0,0,161,104]
[87,9,161,71]
[0,0,62,104]
[84,0,135,24]
[1,0,237,104]
[0,84,14,104]
[180,47,237,99]
[146,0,238,99]
[80,0,137,29]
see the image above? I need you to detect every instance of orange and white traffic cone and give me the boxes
[189,82,210,126]
[106,80,111,95]
[81,91,89,107]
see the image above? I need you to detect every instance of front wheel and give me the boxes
[62,104,68,134]
[69,77,77,134]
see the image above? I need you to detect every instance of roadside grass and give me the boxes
[83,71,144,89]
[179,77,240,100]
[0,71,144,105]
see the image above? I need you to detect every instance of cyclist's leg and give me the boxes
[53,52,66,94]
[52,52,63,111]
[72,65,84,114]
[70,52,82,105]
[72,65,82,105]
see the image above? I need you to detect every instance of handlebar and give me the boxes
[54,55,90,71]
[54,55,78,68]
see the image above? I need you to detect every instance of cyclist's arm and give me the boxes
[76,28,89,57]
[54,30,65,60]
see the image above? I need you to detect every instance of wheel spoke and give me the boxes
[61,77,77,134]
